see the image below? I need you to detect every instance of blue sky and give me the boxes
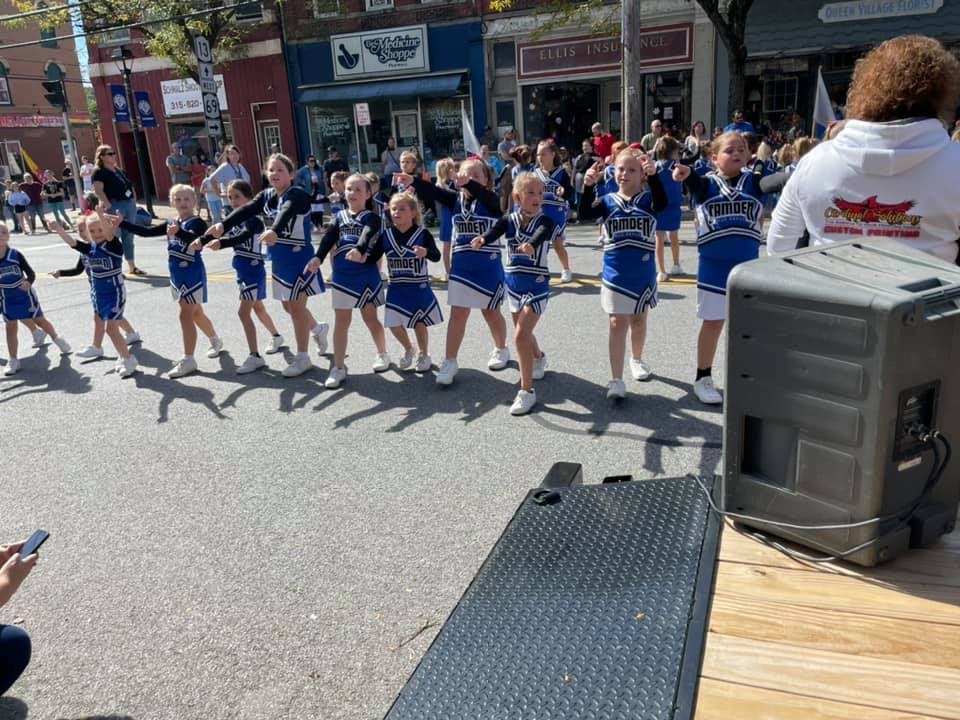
[70,0,91,84]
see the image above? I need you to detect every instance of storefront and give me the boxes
[484,2,717,147]
[744,0,960,132]
[290,22,486,175]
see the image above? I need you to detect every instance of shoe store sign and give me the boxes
[331,24,429,80]
[818,0,942,23]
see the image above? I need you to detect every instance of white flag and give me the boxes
[813,67,836,139]
[461,104,481,157]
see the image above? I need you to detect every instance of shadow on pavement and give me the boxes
[0,347,92,404]
[132,348,230,423]
[0,697,26,720]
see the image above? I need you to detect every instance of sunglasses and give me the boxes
[101,151,116,156]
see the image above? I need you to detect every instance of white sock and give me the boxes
[183,354,195,362]
[297,351,310,361]
[312,323,324,335]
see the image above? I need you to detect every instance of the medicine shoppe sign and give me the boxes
[517,24,694,81]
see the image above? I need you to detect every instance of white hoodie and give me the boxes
[767,118,960,263]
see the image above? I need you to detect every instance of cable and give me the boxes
[691,429,952,562]
[0,0,100,23]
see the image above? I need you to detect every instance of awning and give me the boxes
[298,72,468,104]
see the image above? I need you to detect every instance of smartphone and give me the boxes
[18,529,49,558]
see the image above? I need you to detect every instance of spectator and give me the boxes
[381,136,401,179]
[165,144,191,186]
[573,138,599,197]
[42,172,72,229]
[210,144,251,214]
[0,538,38,696]
[786,111,805,142]
[479,125,497,149]
[481,144,504,180]
[92,144,145,275]
[200,166,221,223]
[18,173,49,234]
[767,34,960,263]
[590,122,616,160]
[497,128,517,163]
[61,161,76,210]
[723,109,755,134]
[685,121,709,155]
[5,181,25,233]
[296,154,326,228]
[640,120,663,153]
[322,146,349,194]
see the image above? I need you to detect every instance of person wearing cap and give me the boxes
[723,110,755,134]
[640,119,663,152]
[322,146,349,195]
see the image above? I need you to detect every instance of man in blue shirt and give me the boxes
[723,110,755,134]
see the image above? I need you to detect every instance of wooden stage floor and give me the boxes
[695,518,960,719]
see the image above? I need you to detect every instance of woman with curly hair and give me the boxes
[767,35,960,263]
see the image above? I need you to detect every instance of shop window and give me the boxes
[307,101,391,173]
[231,0,264,22]
[95,28,132,46]
[167,119,234,164]
[493,42,516,73]
[0,62,10,106]
[312,0,341,18]
[495,100,515,131]
[40,26,58,49]
[762,77,798,115]
[523,83,599,149]
[423,98,467,165]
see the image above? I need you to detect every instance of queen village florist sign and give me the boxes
[818,0,943,23]
[331,24,429,80]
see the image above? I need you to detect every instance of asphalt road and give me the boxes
[0,210,724,719]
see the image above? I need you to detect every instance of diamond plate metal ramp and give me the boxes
[384,476,721,720]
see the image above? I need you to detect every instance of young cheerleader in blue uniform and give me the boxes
[473,172,556,415]
[400,158,508,387]
[533,141,573,282]
[207,153,328,378]
[120,184,222,378]
[308,173,389,389]
[653,136,685,280]
[579,149,667,399]
[382,192,442,373]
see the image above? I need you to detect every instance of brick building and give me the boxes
[87,1,296,201]
[282,0,486,174]
[0,1,96,182]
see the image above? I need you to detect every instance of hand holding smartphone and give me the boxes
[18,529,49,558]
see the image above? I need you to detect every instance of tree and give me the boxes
[11,0,269,83]
[83,85,99,126]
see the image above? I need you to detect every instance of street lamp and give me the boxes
[111,46,154,216]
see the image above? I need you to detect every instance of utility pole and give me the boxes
[42,78,82,204]
[622,0,643,142]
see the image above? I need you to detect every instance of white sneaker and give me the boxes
[397,349,416,371]
[31,328,46,347]
[656,271,669,282]
[487,347,510,371]
[4,358,20,376]
[168,356,198,378]
[265,334,285,355]
[206,336,224,358]
[694,376,723,405]
[436,358,458,386]
[124,331,141,345]
[630,358,652,381]
[324,365,347,388]
[76,345,103,360]
[282,354,314,378]
[510,389,537,416]
[670,263,684,276]
[117,354,138,378]
[559,269,573,283]
[312,322,330,355]
[532,353,548,380]
[237,354,266,375]
[372,352,391,373]
[606,378,626,399]
[415,354,433,372]
[53,336,71,354]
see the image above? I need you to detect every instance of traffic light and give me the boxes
[42,79,67,110]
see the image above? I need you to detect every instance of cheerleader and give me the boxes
[49,216,137,377]
[307,173,388,389]
[673,131,778,405]
[0,223,71,375]
[398,158,508,387]
[382,192,442,372]
[207,154,328,378]
[434,157,457,278]
[473,172,556,415]
[327,171,348,218]
[120,184,223,378]
[653,136,685,280]
[534,141,573,282]
[579,149,667,399]
[199,180,285,374]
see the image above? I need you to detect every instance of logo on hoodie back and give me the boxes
[824,195,922,239]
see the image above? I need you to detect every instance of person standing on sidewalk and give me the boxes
[92,144,146,276]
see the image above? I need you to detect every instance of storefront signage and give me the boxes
[0,114,65,128]
[314,112,352,139]
[160,76,228,117]
[818,0,943,23]
[517,24,693,81]
[331,24,429,80]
